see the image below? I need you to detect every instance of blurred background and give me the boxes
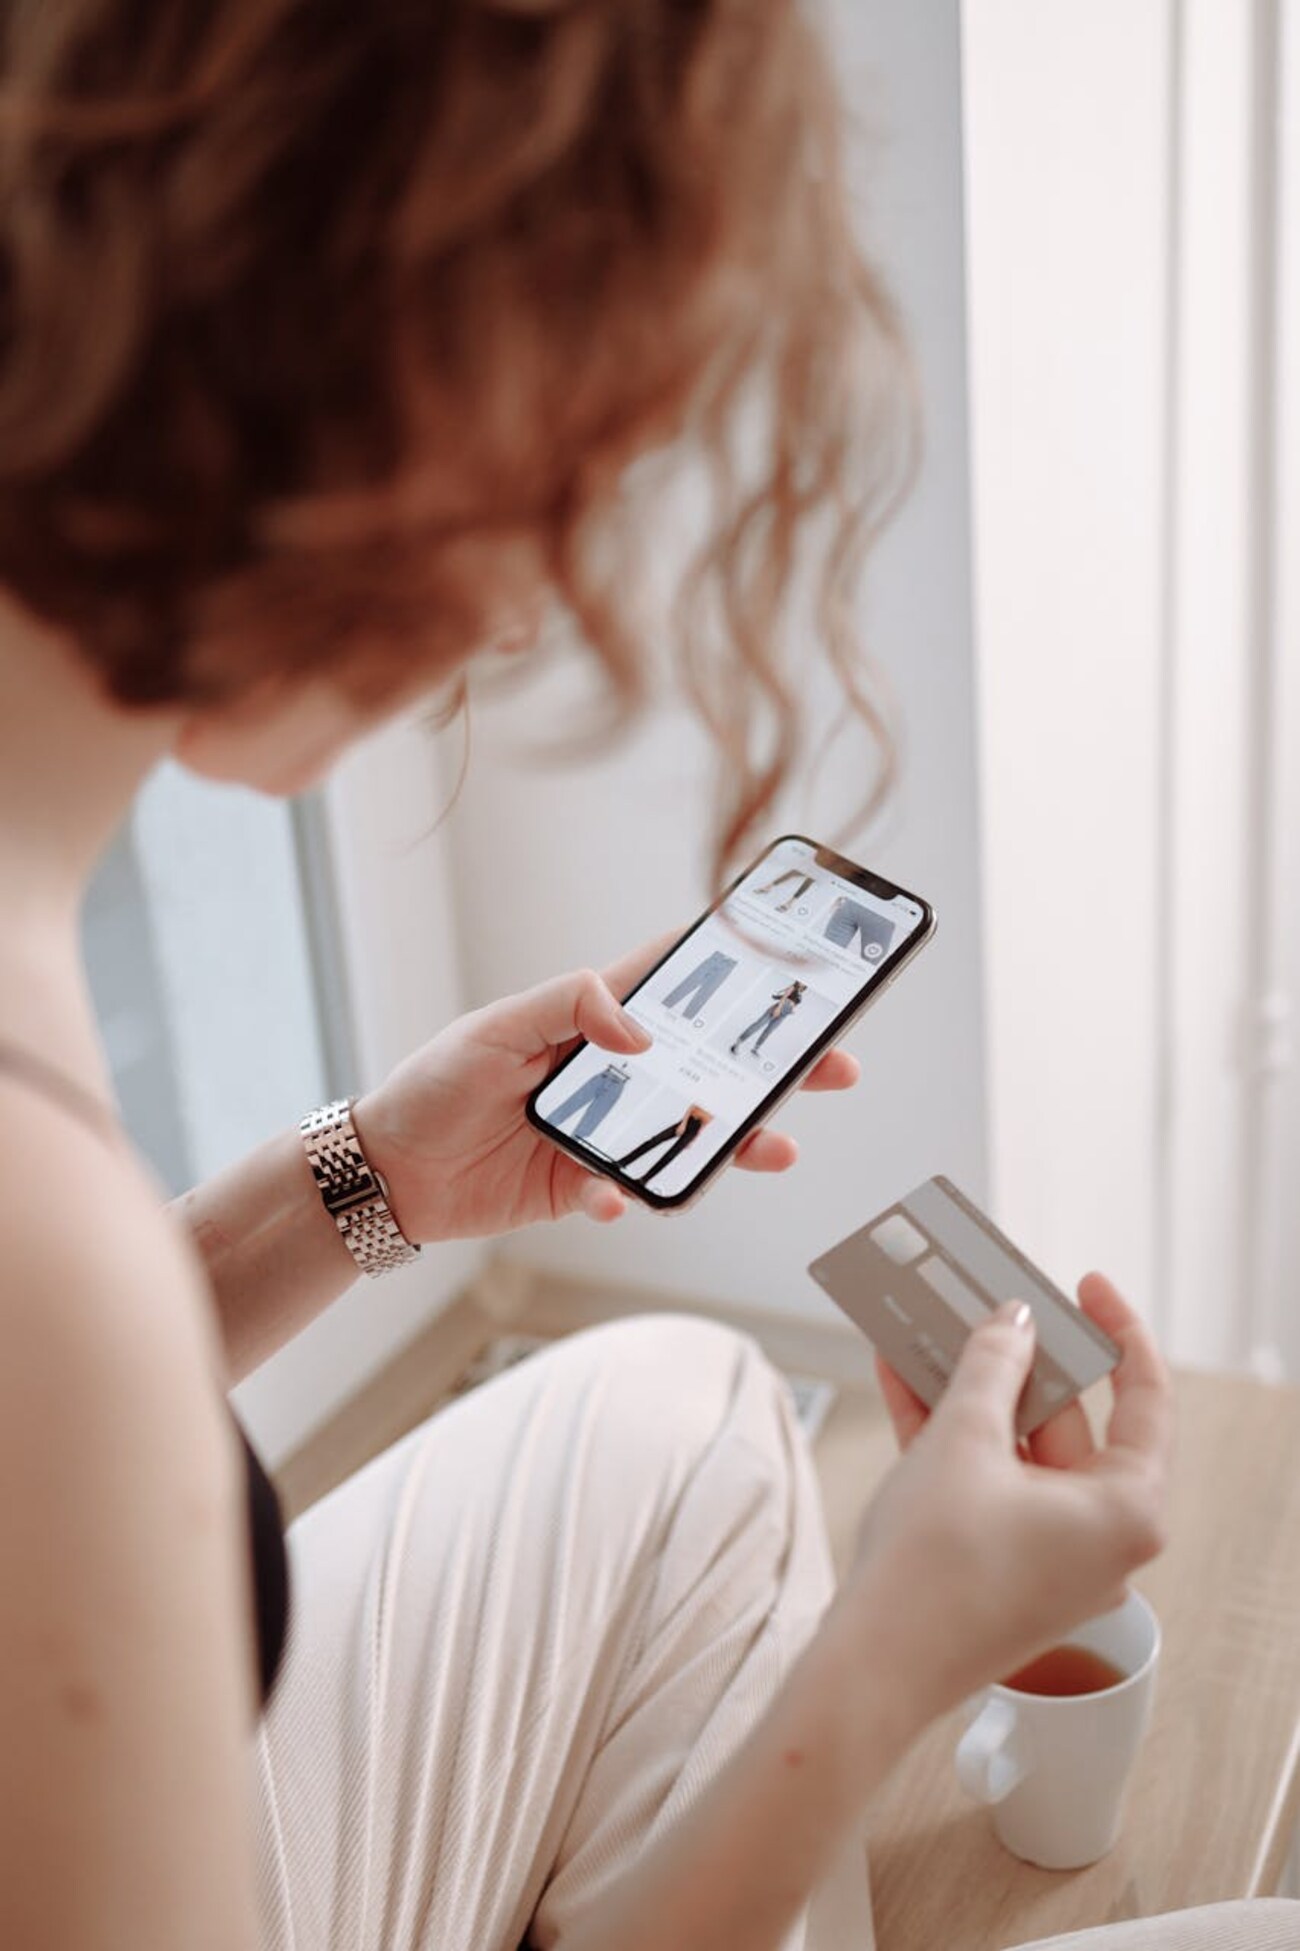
[82,0,1300,1465]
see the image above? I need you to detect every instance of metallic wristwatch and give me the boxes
[298,1098,421,1277]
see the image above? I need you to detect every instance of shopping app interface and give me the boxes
[533,838,927,1200]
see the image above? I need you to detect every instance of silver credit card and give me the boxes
[807,1175,1121,1437]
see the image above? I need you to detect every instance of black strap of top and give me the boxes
[0,1039,119,1143]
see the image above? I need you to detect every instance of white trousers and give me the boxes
[250,1312,1300,1951]
[251,1314,846,1950]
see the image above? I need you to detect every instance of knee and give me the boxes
[528,1314,833,1630]
[565,1311,776,1448]
[550,1312,809,1531]
[561,1313,833,1624]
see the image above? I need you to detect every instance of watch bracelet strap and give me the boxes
[298,1098,421,1277]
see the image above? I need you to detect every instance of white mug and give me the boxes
[954,1590,1160,1870]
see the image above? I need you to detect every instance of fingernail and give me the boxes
[620,1008,652,1047]
[995,1300,1033,1332]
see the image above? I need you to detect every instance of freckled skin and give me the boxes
[782,1748,804,1769]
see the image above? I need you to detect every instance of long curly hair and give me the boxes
[0,0,914,879]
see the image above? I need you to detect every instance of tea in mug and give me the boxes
[1002,1645,1127,1698]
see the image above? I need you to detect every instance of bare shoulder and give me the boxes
[0,1079,237,1494]
[0,1083,260,1944]
[1,1077,214,1300]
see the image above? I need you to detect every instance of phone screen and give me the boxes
[527,834,933,1208]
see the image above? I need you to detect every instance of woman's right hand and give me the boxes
[835,1274,1172,1727]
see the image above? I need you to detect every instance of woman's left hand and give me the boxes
[350,936,859,1240]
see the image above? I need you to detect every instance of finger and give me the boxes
[514,968,654,1060]
[1026,1397,1097,1470]
[797,1048,860,1092]
[875,1355,930,1450]
[551,1154,628,1223]
[601,929,682,1005]
[1078,1273,1173,1473]
[733,1127,798,1172]
[936,1300,1037,1441]
[576,1173,628,1224]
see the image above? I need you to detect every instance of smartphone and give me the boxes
[525,833,936,1211]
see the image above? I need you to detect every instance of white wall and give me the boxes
[437,0,987,1333]
[966,2,1298,1373]
[964,4,1172,1319]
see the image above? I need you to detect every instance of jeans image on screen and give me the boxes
[617,1112,706,1188]
[661,951,737,1019]
[823,898,895,962]
[753,869,815,912]
[548,1066,628,1140]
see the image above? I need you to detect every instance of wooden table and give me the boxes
[866,1370,1300,1950]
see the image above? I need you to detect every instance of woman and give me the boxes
[0,4,1291,1948]
[731,980,807,1057]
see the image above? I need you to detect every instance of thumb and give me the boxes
[938,1301,1036,1439]
[509,968,653,1058]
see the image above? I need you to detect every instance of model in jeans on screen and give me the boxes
[730,982,807,1058]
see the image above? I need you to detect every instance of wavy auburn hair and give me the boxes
[0,0,914,878]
